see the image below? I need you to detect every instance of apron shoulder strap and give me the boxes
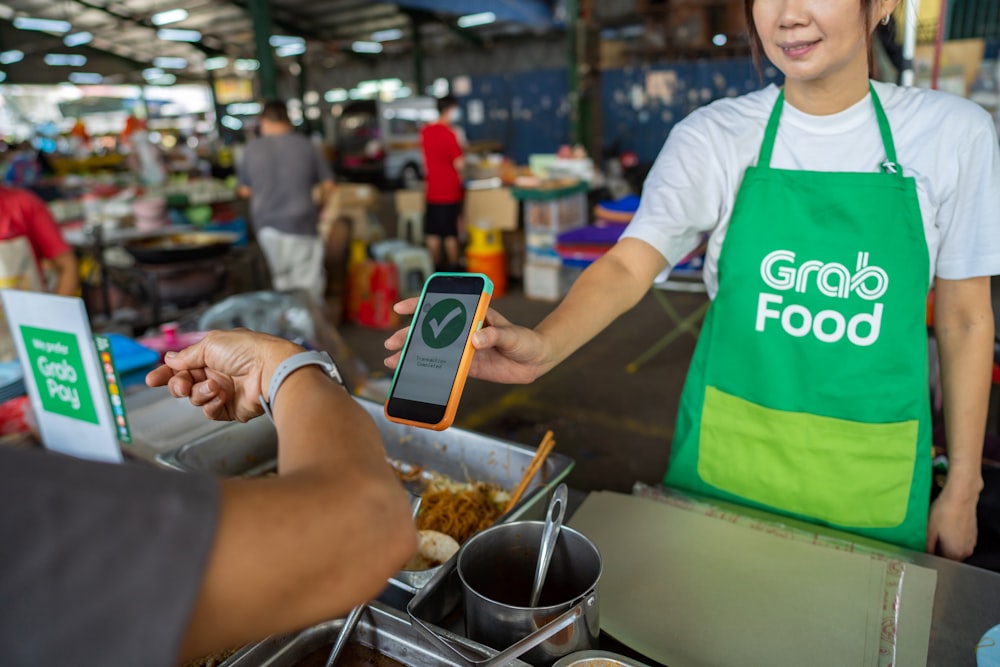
[869,83,901,175]
[757,89,785,169]
[758,84,902,176]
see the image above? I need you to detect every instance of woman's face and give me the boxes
[752,0,880,86]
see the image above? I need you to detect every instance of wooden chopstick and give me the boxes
[505,430,556,512]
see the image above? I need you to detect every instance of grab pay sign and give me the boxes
[2,290,122,463]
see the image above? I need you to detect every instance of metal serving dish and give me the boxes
[222,600,530,667]
[552,651,653,667]
[156,396,574,614]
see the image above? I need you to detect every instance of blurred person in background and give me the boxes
[421,95,465,271]
[237,100,335,302]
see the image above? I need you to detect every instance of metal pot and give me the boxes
[408,521,601,667]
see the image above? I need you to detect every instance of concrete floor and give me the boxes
[338,281,708,494]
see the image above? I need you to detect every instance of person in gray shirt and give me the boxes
[0,330,416,666]
[238,100,335,302]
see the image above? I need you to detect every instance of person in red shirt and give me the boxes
[0,186,78,296]
[420,95,465,271]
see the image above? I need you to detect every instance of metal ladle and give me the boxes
[325,493,423,667]
[529,483,568,608]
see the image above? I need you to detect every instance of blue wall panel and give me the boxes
[458,58,782,166]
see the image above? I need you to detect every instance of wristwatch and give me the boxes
[259,350,345,422]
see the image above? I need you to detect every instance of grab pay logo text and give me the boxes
[755,250,888,347]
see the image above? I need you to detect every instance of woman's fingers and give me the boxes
[384,326,410,352]
[392,297,420,316]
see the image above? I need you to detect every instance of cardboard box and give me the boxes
[394,189,424,216]
[464,188,519,232]
[334,183,378,209]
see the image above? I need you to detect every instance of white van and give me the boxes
[333,96,438,189]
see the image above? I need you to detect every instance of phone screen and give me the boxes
[387,275,485,423]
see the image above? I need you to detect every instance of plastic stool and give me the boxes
[390,247,435,298]
[398,210,424,245]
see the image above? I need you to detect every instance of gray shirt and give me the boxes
[238,132,332,236]
[0,447,219,666]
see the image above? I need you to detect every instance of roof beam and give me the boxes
[68,0,227,57]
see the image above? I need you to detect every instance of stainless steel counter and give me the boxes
[575,487,1000,667]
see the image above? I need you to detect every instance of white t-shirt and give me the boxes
[623,81,1000,298]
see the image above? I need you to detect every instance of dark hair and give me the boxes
[437,95,458,115]
[261,99,290,124]
[744,0,879,75]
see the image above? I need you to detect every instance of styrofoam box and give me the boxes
[524,192,587,232]
[524,259,583,302]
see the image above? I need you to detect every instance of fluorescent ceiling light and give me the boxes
[457,12,495,28]
[712,33,728,46]
[151,8,188,26]
[0,71,6,83]
[227,102,261,115]
[276,43,305,57]
[324,88,348,103]
[0,50,24,65]
[203,56,228,70]
[69,72,103,84]
[142,67,164,80]
[63,31,93,47]
[156,28,201,42]
[148,73,176,85]
[220,115,242,131]
[395,86,411,98]
[234,58,259,71]
[371,28,402,42]
[0,4,13,20]
[351,41,382,54]
[44,54,87,66]
[269,35,304,47]
[153,56,187,69]
[14,17,71,33]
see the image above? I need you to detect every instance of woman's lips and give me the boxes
[780,40,820,58]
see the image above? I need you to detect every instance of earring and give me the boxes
[880,15,891,25]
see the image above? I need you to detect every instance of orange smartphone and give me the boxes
[385,272,493,430]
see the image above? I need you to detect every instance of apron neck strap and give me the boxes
[758,83,901,175]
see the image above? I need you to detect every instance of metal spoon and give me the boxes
[325,493,422,667]
[529,483,568,608]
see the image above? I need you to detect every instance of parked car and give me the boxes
[333,97,437,189]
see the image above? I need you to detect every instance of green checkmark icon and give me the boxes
[421,298,468,349]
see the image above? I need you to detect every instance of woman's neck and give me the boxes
[783,58,871,115]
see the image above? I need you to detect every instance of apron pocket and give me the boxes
[697,386,917,529]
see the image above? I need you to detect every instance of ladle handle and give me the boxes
[530,483,568,607]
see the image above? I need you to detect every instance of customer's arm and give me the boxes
[147,332,417,662]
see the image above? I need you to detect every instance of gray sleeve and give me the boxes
[0,448,220,667]
[237,144,252,188]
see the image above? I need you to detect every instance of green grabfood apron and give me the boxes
[665,85,932,551]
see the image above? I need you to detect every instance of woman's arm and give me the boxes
[385,238,668,384]
[929,276,992,560]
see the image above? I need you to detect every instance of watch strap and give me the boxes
[259,350,344,422]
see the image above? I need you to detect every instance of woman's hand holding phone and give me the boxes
[384,297,552,386]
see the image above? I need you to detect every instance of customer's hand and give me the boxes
[384,299,551,384]
[146,329,303,422]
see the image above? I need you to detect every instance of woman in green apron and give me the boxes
[387,0,999,559]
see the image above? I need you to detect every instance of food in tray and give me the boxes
[393,462,510,551]
[182,646,240,667]
[403,529,460,570]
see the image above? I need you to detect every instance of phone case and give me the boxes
[385,272,494,430]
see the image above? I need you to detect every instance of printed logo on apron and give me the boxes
[756,250,888,346]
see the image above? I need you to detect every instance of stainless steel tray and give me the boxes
[222,601,530,667]
[155,396,574,612]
